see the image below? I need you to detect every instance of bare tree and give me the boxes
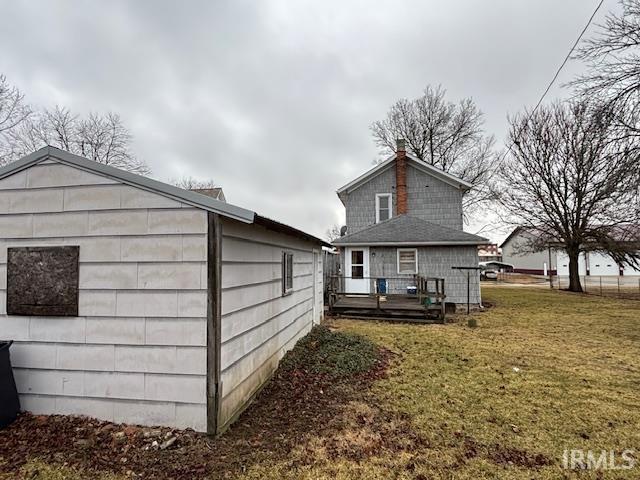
[572,0,640,133]
[325,224,342,242]
[371,85,496,213]
[0,75,32,162]
[171,176,226,201]
[171,176,218,190]
[5,106,150,174]
[498,99,640,292]
[5,106,75,156]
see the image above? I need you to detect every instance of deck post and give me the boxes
[466,270,470,315]
[548,246,553,289]
[441,278,445,320]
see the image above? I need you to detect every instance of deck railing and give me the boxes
[414,275,446,319]
[327,274,446,321]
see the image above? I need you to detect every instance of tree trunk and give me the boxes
[567,248,583,293]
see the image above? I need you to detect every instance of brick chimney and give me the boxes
[395,138,408,215]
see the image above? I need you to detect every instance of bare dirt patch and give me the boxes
[0,326,413,479]
[456,434,552,470]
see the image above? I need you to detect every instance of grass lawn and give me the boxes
[3,286,639,479]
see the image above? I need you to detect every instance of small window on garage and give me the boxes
[282,252,294,295]
[397,248,417,275]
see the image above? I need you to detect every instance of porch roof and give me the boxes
[332,215,488,247]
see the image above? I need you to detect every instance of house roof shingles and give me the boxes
[333,215,488,246]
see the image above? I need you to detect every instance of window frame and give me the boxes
[350,249,365,279]
[375,193,393,223]
[397,248,418,275]
[282,251,294,296]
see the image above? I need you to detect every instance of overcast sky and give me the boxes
[0,0,613,242]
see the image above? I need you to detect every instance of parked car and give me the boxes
[481,269,498,281]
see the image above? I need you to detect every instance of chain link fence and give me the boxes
[492,272,640,300]
[554,275,640,300]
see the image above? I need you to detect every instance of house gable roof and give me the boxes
[499,227,525,249]
[0,146,331,247]
[332,215,488,246]
[336,153,473,202]
[192,187,226,202]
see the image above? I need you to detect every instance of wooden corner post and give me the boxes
[207,212,223,435]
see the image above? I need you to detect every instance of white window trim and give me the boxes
[282,251,294,296]
[350,248,365,279]
[397,248,418,275]
[375,193,393,223]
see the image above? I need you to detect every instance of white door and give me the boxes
[345,247,370,293]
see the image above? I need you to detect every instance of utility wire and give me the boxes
[497,0,605,165]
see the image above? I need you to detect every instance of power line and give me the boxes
[497,0,605,164]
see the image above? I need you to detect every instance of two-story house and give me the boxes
[333,139,487,306]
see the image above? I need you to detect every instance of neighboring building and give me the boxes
[332,139,487,305]
[556,250,640,276]
[478,243,501,262]
[500,227,555,275]
[191,187,226,202]
[501,227,640,276]
[0,146,327,434]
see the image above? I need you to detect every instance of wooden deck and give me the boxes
[330,294,445,322]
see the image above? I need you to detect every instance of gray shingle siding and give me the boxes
[368,246,480,304]
[407,165,463,230]
[345,166,396,234]
[344,164,463,235]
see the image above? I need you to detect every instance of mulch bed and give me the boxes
[0,327,397,480]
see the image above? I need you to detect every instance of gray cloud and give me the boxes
[0,0,609,240]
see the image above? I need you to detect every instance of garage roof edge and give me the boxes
[0,147,331,247]
[0,146,256,223]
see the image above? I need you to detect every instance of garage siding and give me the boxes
[218,219,322,429]
[0,161,209,431]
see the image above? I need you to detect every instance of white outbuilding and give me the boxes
[0,147,327,434]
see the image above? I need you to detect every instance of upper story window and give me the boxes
[375,193,392,223]
[282,252,294,295]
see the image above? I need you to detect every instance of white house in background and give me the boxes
[501,227,640,277]
[0,146,328,434]
[192,187,226,202]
